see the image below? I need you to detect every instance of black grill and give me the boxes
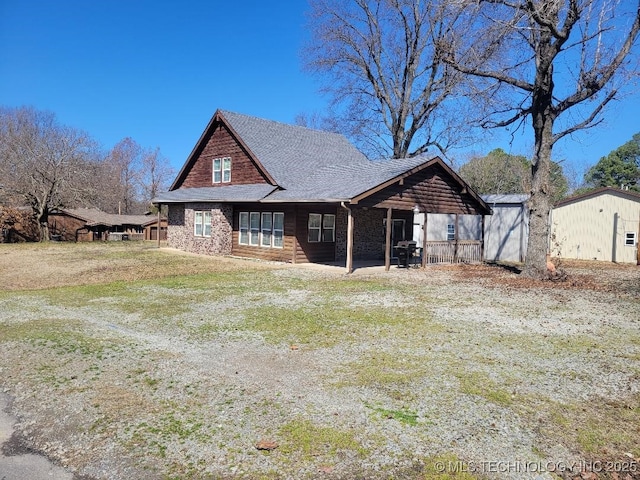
[395,240,417,267]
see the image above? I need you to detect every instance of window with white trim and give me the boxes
[261,212,272,247]
[249,212,260,246]
[447,224,455,241]
[194,210,212,237]
[213,157,231,184]
[239,211,284,248]
[625,232,637,246]
[273,212,284,248]
[239,212,249,245]
[308,213,335,243]
[322,214,336,242]
[308,214,322,242]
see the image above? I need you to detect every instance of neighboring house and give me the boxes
[153,109,491,271]
[413,194,529,263]
[549,187,640,264]
[49,208,167,242]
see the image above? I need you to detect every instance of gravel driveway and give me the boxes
[0,243,639,479]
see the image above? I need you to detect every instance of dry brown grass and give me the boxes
[0,241,276,291]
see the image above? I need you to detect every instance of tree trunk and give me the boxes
[524,81,554,277]
[36,206,50,242]
[524,139,552,277]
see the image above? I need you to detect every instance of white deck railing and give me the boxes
[424,240,483,264]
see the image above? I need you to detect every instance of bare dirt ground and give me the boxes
[0,242,639,480]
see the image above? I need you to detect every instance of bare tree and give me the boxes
[444,0,640,277]
[0,106,99,241]
[140,147,174,209]
[304,0,473,159]
[102,137,144,214]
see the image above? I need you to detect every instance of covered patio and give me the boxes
[339,158,492,273]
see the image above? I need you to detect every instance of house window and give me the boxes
[308,213,335,243]
[625,232,637,246]
[213,157,231,184]
[238,211,284,248]
[447,224,455,241]
[239,212,249,245]
[261,212,272,247]
[308,214,322,242]
[273,212,284,248]
[194,210,212,237]
[250,212,260,246]
[323,214,336,242]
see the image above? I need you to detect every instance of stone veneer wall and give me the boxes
[336,207,385,261]
[167,203,233,256]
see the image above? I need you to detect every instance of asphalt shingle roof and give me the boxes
[61,208,158,226]
[157,110,465,205]
[220,110,370,191]
[481,194,529,205]
[154,184,277,204]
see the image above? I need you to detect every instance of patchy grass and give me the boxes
[336,350,432,401]
[0,318,122,358]
[240,303,432,348]
[366,403,419,426]
[455,370,515,407]
[278,418,367,460]
[0,242,639,479]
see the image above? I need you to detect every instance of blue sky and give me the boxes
[1,0,639,185]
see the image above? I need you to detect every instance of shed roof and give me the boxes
[481,194,529,205]
[553,187,640,208]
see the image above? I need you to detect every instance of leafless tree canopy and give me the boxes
[443,0,640,277]
[304,0,474,159]
[0,106,100,241]
[0,106,175,240]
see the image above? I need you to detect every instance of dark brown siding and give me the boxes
[294,204,338,263]
[48,213,92,241]
[229,203,340,263]
[178,123,270,189]
[359,164,485,215]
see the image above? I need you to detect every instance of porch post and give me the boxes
[421,211,428,268]
[346,206,354,274]
[292,205,298,264]
[481,214,485,262]
[157,207,161,248]
[385,207,392,271]
[454,213,459,263]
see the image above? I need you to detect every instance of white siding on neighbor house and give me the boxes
[549,191,640,264]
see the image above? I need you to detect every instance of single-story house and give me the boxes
[153,109,492,272]
[48,208,167,242]
[411,194,529,264]
[549,187,640,264]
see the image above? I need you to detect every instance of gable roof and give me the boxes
[170,109,369,191]
[553,187,640,208]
